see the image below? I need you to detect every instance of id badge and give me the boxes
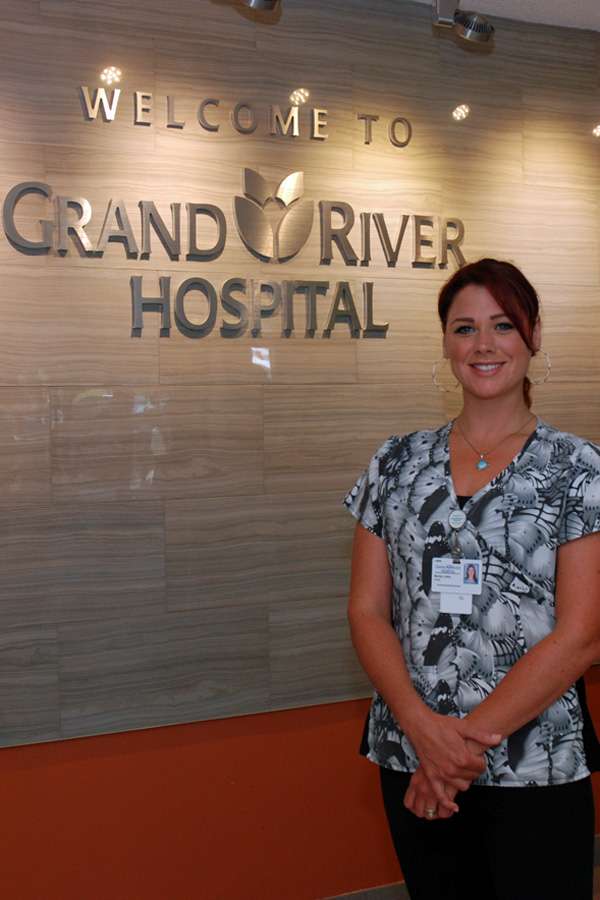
[431,557,482,615]
[439,592,473,615]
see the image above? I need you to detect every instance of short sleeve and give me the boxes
[558,443,600,545]
[343,436,398,538]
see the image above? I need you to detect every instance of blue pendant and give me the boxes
[476,458,489,471]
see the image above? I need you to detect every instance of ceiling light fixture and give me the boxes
[432,1,494,44]
[100,66,122,86]
[289,88,310,106]
[242,0,280,9]
[452,103,470,121]
[593,125,600,138]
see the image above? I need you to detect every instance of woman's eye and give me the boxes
[452,321,514,335]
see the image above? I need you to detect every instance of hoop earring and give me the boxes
[528,349,552,385]
[432,358,459,393]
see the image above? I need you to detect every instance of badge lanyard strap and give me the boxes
[447,508,467,560]
[449,526,463,560]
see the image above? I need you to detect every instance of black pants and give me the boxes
[380,767,595,900]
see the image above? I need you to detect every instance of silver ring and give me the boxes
[425,807,437,820]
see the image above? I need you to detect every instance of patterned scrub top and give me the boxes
[344,419,600,786]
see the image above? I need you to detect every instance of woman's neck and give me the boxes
[454,394,535,445]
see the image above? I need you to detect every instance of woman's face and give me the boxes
[442,284,540,403]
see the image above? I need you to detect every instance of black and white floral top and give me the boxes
[345,419,600,786]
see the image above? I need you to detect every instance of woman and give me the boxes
[345,259,600,900]
[464,563,478,585]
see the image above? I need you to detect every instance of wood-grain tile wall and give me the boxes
[0,0,598,745]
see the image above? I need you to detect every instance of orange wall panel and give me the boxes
[0,700,398,900]
[2,682,600,900]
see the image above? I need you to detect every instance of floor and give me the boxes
[329,863,600,900]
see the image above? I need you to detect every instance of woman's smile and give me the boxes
[470,362,505,376]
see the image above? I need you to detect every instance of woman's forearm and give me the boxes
[349,608,501,790]
[348,609,432,737]
[466,625,600,736]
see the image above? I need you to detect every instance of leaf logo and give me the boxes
[234,168,314,262]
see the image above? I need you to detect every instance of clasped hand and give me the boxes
[404,713,502,819]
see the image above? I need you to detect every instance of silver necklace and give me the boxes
[453,413,536,471]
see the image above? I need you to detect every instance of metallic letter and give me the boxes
[2,181,53,254]
[134,92,153,125]
[279,280,329,337]
[360,213,371,266]
[79,86,121,121]
[319,201,358,265]
[312,108,328,140]
[295,281,329,337]
[167,96,185,129]
[282,281,295,336]
[373,213,410,267]
[412,215,436,268]
[440,218,466,268]
[187,204,226,261]
[270,105,299,137]
[96,200,139,256]
[250,281,282,336]
[363,282,389,338]
[55,196,93,254]
[360,212,372,266]
[131,275,171,334]
[231,101,257,135]
[175,278,217,338]
[198,99,220,132]
[388,116,412,148]
[323,282,362,338]
[139,201,181,259]
[221,278,249,338]
[357,113,379,145]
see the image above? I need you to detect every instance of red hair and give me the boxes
[438,259,540,407]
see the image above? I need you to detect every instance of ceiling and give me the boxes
[412,0,600,32]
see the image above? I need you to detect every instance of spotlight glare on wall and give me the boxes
[100,66,122,86]
[452,104,470,121]
[289,88,310,105]
[593,124,600,138]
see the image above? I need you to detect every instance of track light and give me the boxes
[454,10,494,42]
[432,1,494,44]
[242,0,280,9]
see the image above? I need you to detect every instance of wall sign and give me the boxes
[0,86,467,340]
[79,86,414,148]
